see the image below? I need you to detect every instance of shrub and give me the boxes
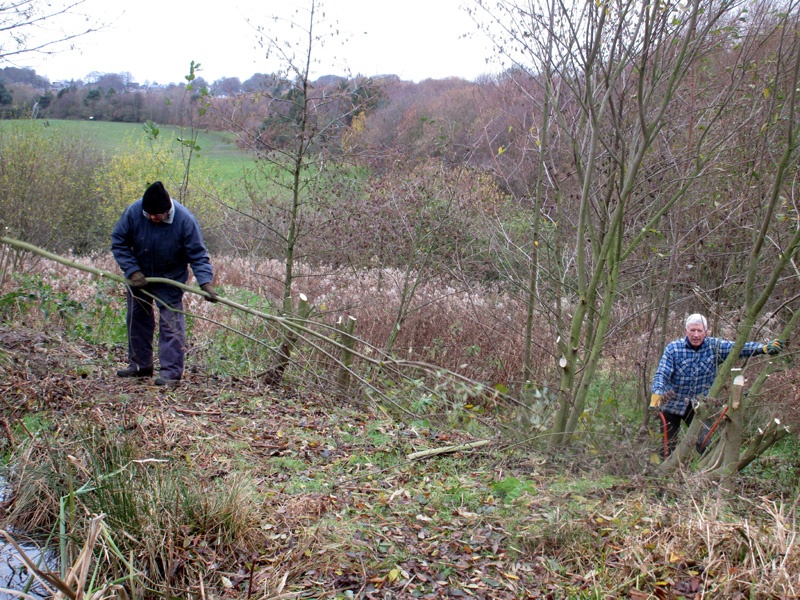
[0,120,103,254]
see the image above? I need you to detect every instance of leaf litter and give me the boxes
[1,324,798,599]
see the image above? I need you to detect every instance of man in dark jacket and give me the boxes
[111,181,218,386]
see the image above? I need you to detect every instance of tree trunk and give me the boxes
[738,419,792,472]
[335,315,357,399]
[719,372,745,490]
[263,293,311,386]
[659,400,709,474]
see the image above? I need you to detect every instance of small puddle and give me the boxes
[0,542,53,599]
[0,478,57,599]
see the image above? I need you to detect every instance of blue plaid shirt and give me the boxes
[651,336,765,415]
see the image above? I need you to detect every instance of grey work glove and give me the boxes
[128,271,148,288]
[201,283,218,303]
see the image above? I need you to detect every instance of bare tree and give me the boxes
[0,1,99,62]
[470,0,793,448]
[660,1,800,478]
[211,77,242,97]
[213,0,376,384]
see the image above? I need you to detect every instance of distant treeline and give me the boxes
[0,66,317,123]
[0,65,499,169]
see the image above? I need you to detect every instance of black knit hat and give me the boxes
[142,181,172,214]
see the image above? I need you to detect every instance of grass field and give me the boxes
[1,118,256,183]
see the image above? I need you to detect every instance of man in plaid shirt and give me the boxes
[650,313,784,455]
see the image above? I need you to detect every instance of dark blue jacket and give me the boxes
[111,199,214,291]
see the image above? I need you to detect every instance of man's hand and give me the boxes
[764,339,785,355]
[128,271,147,288]
[649,393,663,410]
[649,390,675,410]
[201,283,218,303]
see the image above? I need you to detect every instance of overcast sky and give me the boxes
[14,0,497,85]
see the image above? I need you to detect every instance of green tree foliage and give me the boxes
[0,81,12,105]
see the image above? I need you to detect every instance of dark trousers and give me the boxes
[661,404,695,456]
[126,288,186,379]
[660,403,711,456]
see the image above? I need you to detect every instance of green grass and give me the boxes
[491,476,537,502]
[744,435,800,494]
[1,118,255,184]
[548,474,622,496]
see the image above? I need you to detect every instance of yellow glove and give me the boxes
[764,339,784,355]
[649,393,662,409]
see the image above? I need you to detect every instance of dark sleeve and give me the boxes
[111,206,140,277]
[184,217,214,286]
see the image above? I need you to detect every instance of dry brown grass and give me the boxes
[209,255,546,384]
[21,252,553,385]
[515,476,800,598]
[620,493,800,598]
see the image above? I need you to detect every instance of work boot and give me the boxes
[154,375,181,387]
[116,365,153,378]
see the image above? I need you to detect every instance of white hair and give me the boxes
[685,313,708,329]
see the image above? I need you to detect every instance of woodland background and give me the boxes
[0,0,800,597]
